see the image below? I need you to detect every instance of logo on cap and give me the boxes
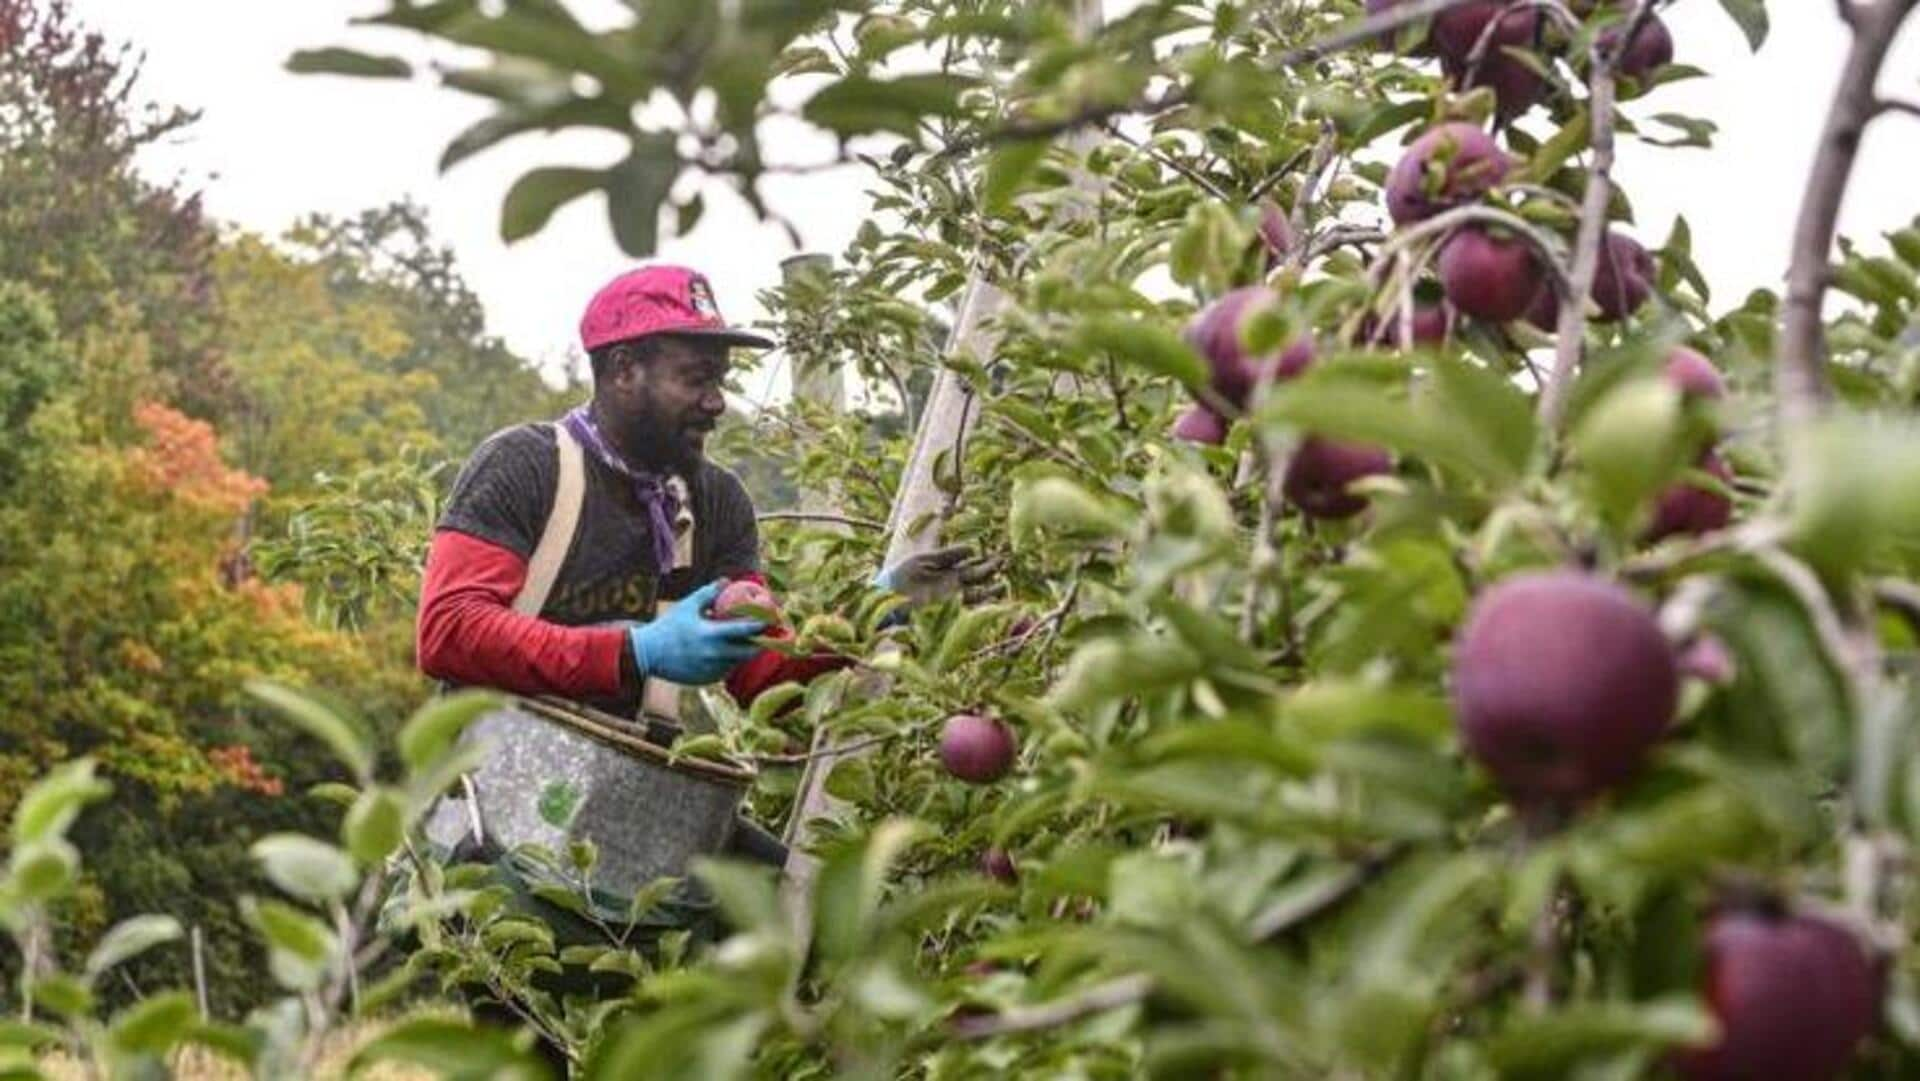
[688,276,719,319]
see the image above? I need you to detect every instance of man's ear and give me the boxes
[607,344,647,391]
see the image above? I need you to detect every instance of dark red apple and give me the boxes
[1675,908,1881,1081]
[1357,302,1454,347]
[1646,450,1733,542]
[1283,437,1393,519]
[1591,231,1655,322]
[712,579,780,622]
[1434,4,1548,117]
[979,848,1017,883]
[1172,404,1230,446]
[1602,14,1674,81]
[1677,634,1735,685]
[1439,227,1544,323]
[1431,1,1536,62]
[939,713,1016,784]
[1258,201,1295,269]
[1385,122,1511,226]
[1664,347,1726,399]
[1451,570,1677,804]
[1523,281,1562,332]
[1184,287,1278,409]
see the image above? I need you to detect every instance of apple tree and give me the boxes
[106,0,1920,1075]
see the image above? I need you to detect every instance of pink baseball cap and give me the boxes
[578,264,776,353]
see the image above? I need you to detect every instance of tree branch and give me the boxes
[1779,0,1920,428]
[1536,3,1642,432]
[757,511,887,531]
[948,974,1154,1040]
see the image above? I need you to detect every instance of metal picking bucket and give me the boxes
[422,696,754,902]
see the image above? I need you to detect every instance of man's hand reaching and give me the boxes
[629,580,767,685]
[875,544,999,607]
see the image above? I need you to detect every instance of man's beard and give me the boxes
[622,399,704,476]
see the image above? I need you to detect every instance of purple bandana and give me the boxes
[560,406,682,573]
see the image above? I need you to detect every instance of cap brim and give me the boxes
[675,326,778,350]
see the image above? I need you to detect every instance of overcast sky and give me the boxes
[65,1,1920,402]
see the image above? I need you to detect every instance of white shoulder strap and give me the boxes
[512,424,585,616]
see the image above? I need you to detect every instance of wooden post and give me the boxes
[778,1,1108,936]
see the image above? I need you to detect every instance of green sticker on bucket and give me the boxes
[538,779,582,829]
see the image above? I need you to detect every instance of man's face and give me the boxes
[613,336,730,473]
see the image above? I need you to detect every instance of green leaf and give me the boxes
[501,166,605,244]
[607,134,680,256]
[440,95,630,173]
[241,898,336,991]
[246,681,374,782]
[11,758,109,846]
[286,47,413,79]
[350,1016,547,1079]
[1523,112,1590,184]
[802,73,978,137]
[8,839,78,902]
[251,834,358,904]
[1073,315,1208,390]
[1787,412,1920,576]
[983,138,1050,213]
[693,859,784,940]
[1009,476,1130,549]
[343,788,408,866]
[1049,633,1204,714]
[398,691,498,773]
[84,915,183,981]
[109,991,198,1056]
[1717,0,1769,50]
[813,818,928,962]
[1487,997,1713,1077]
[0,1019,61,1051]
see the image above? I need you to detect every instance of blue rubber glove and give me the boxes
[628,581,767,685]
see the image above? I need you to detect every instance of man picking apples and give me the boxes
[417,262,990,809]
[412,264,990,1062]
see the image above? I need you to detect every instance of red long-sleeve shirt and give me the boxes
[416,422,849,712]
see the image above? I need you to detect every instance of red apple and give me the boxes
[1591,231,1655,322]
[1676,908,1881,1081]
[979,848,1017,883]
[1283,437,1393,519]
[1183,289,1317,410]
[712,579,781,622]
[1452,570,1677,804]
[1172,404,1230,446]
[1664,347,1726,399]
[1603,13,1674,81]
[1258,200,1296,269]
[1385,123,1511,226]
[1439,227,1544,323]
[1523,281,1561,332]
[939,714,1017,784]
[1356,302,1453,347]
[1646,450,1733,542]
[1677,634,1735,685]
[1434,4,1548,117]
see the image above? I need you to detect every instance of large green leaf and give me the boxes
[397,690,499,773]
[10,758,109,846]
[251,834,359,905]
[84,915,183,981]
[246,681,374,783]
[606,135,680,256]
[501,167,606,244]
[801,73,979,137]
[286,47,414,79]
